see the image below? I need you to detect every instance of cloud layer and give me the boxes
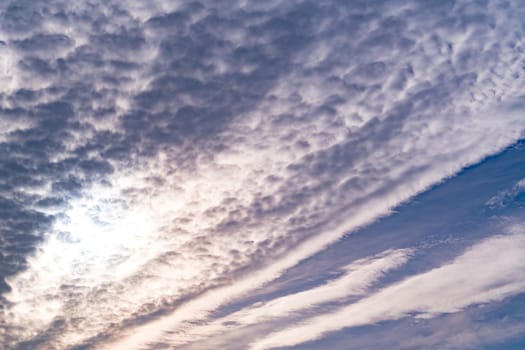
[250,230,525,349]
[1,0,525,349]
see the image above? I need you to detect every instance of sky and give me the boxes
[1,0,525,349]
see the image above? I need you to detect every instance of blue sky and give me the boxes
[1,1,525,349]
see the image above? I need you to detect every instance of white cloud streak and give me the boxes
[250,230,525,349]
[155,248,412,348]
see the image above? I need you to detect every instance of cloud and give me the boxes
[397,310,525,350]
[250,230,525,349]
[154,248,412,348]
[486,177,525,209]
[1,0,525,349]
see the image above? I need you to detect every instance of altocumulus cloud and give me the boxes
[1,0,525,349]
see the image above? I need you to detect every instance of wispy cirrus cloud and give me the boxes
[152,248,412,349]
[250,228,525,350]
